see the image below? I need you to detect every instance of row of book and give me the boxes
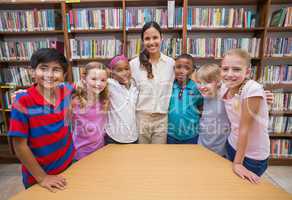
[271,93,292,112]
[0,67,33,86]
[186,38,260,58]
[270,7,292,27]
[265,38,292,57]
[70,39,122,59]
[67,8,123,31]
[258,65,292,84]
[187,7,257,28]
[0,9,61,32]
[269,116,291,133]
[0,40,64,61]
[125,7,182,29]
[126,38,182,58]
[270,139,292,158]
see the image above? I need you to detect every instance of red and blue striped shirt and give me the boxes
[8,83,75,188]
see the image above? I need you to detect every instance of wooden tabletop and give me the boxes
[11,145,292,200]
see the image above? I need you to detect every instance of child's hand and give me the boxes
[264,90,274,106]
[232,163,260,184]
[38,175,67,192]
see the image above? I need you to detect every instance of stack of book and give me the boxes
[270,7,292,27]
[187,37,260,58]
[259,65,292,84]
[67,8,123,31]
[0,40,64,61]
[269,116,292,133]
[272,92,292,112]
[187,7,258,28]
[270,139,292,158]
[126,7,182,28]
[0,9,62,32]
[265,38,292,57]
[126,37,182,58]
[70,39,122,59]
[0,67,33,86]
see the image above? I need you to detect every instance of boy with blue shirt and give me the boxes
[167,54,203,144]
[8,48,75,192]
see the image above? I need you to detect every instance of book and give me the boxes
[270,8,287,27]
[167,1,175,28]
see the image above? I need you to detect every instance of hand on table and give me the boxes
[38,175,67,193]
[232,163,261,184]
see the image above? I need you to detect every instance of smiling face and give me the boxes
[34,61,65,91]
[221,54,251,90]
[142,27,162,55]
[197,80,219,98]
[174,58,194,85]
[111,60,131,86]
[84,68,108,96]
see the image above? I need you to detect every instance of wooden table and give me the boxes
[11,145,292,200]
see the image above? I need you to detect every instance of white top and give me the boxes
[221,80,270,160]
[105,78,139,143]
[129,53,175,114]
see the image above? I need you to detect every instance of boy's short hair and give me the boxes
[175,53,194,68]
[30,48,68,73]
[223,48,251,67]
[196,63,221,82]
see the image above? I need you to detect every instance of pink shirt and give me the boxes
[72,101,107,160]
[221,80,270,160]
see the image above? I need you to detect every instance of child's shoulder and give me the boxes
[241,80,264,99]
[58,82,74,92]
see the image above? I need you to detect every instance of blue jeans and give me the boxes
[226,140,268,176]
[167,135,198,144]
[105,134,138,144]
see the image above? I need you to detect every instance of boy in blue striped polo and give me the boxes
[8,48,75,192]
[167,54,203,144]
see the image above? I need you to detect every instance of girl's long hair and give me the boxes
[73,62,109,111]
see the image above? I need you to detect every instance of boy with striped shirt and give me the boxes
[8,48,75,192]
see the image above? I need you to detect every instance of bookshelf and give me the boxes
[0,0,291,165]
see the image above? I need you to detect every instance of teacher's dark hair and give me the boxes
[140,21,162,79]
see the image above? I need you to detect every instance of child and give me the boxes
[71,62,109,161]
[221,49,270,184]
[8,48,75,192]
[105,55,139,144]
[196,64,231,156]
[167,54,203,144]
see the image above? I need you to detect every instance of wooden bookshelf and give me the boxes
[188,27,265,33]
[0,0,291,165]
[269,111,292,116]
[269,157,292,166]
[269,134,292,138]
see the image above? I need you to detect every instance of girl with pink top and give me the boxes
[221,49,270,184]
[71,62,109,161]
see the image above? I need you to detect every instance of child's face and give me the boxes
[197,80,219,98]
[84,68,107,95]
[143,27,162,55]
[174,58,194,83]
[221,55,250,89]
[111,60,131,86]
[34,61,64,90]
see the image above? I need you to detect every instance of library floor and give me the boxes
[0,164,291,200]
